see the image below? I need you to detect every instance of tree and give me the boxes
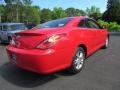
[102,0,120,24]
[40,8,52,23]
[2,0,41,24]
[22,0,32,5]
[86,6,101,20]
[0,5,4,22]
[3,4,15,22]
[65,7,86,17]
[52,7,67,19]
[4,0,23,22]
[65,7,76,16]
[19,5,41,24]
[75,9,86,16]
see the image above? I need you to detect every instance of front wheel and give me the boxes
[68,47,85,74]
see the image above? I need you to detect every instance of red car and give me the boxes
[6,16,109,74]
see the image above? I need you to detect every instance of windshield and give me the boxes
[34,18,72,29]
[10,24,26,31]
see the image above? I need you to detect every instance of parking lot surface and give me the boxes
[0,36,120,90]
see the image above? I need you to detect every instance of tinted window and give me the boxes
[78,20,87,28]
[10,24,26,31]
[86,20,100,29]
[34,18,72,29]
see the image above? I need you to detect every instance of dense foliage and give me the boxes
[98,20,120,32]
[86,6,101,20]
[102,0,120,24]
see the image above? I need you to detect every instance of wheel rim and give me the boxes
[74,51,84,70]
[106,38,108,47]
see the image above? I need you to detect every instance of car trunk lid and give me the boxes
[13,28,61,49]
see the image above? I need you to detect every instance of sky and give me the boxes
[33,0,108,13]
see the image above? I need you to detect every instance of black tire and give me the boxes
[68,47,85,74]
[102,37,109,49]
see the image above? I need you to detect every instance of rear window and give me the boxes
[10,24,26,31]
[34,18,72,29]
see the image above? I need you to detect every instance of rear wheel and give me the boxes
[68,47,85,74]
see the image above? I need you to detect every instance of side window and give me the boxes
[2,25,9,31]
[86,20,100,29]
[78,20,86,28]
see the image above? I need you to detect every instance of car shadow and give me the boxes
[0,62,74,88]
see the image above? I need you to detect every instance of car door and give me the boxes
[90,20,108,46]
[86,19,107,47]
[77,19,99,55]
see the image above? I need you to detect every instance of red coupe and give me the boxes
[6,16,109,74]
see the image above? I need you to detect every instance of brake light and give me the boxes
[36,34,66,49]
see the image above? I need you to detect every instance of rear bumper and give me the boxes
[6,46,73,74]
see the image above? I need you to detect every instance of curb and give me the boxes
[110,32,120,36]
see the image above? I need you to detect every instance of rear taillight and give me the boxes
[36,34,66,49]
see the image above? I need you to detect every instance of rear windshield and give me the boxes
[34,18,72,29]
[10,24,26,31]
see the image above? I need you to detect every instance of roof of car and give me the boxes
[68,16,89,19]
[53,16,88,21]
[0,23,24,25]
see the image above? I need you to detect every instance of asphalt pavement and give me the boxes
[0,35,120,90]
